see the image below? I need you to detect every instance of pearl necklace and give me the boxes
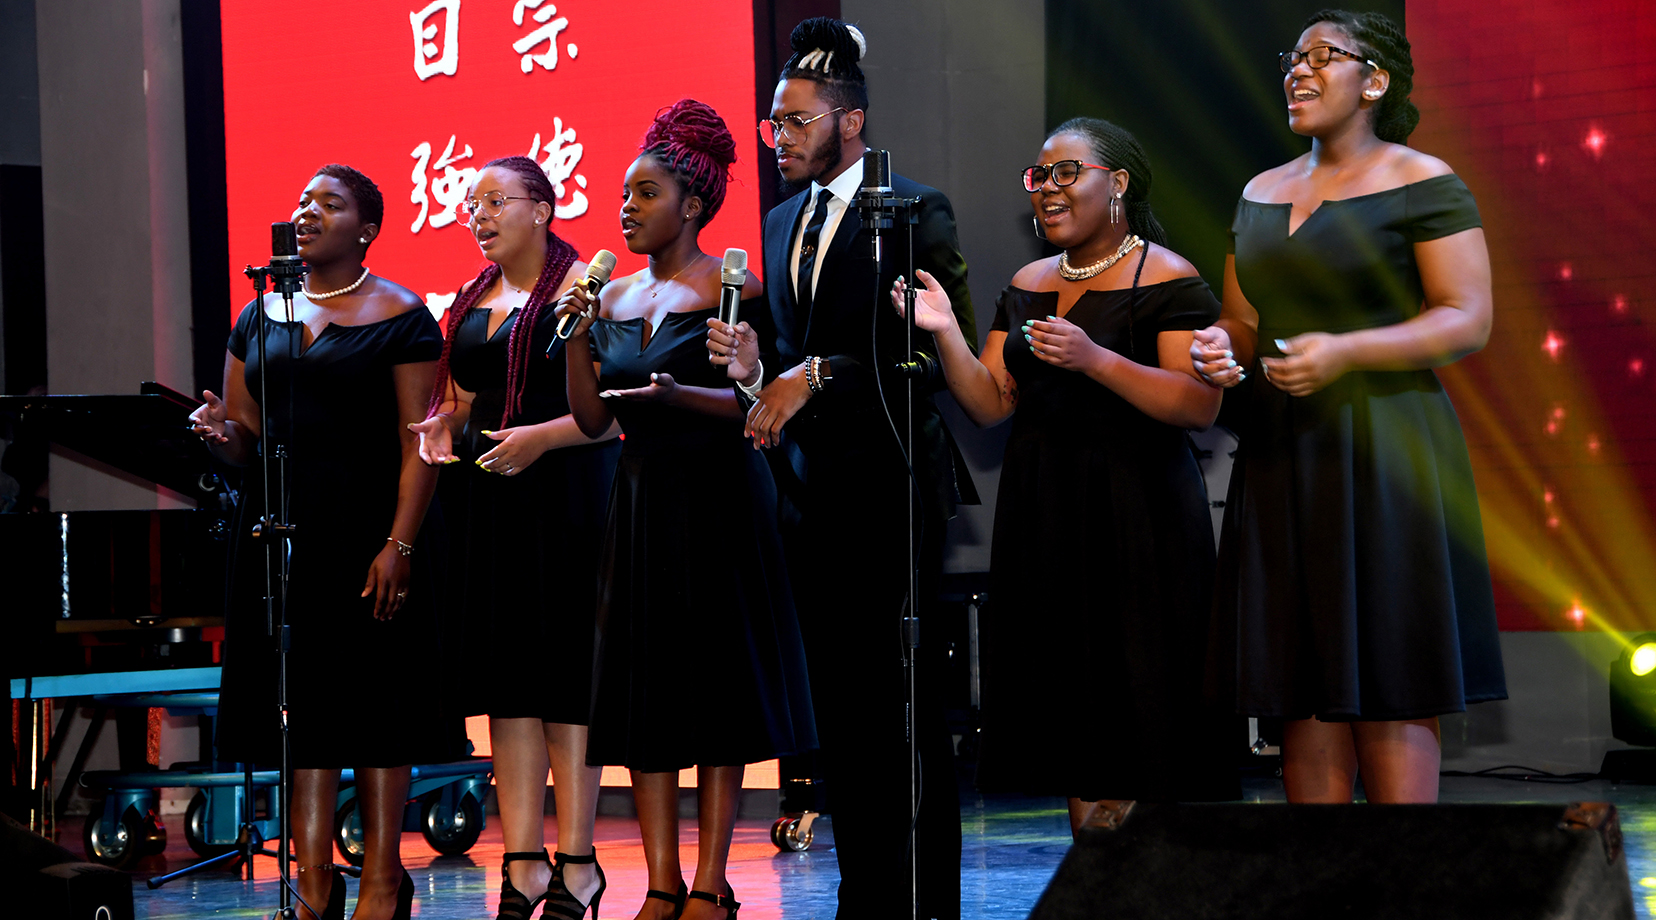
[1057,235,1142,281]
[304,266,371,299]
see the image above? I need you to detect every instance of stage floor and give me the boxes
[118,776,1656,919]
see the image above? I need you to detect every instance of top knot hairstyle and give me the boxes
[313,163,385,235]
[426,155,579,426]
[780,17,870,118]
[639,99,738,227]
[1303,9,1419,143]
[1049,117,1169,248]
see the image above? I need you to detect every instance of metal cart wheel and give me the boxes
[420,792,483,855]
[770,812,817,852]
[184,791,236,858]
[333,797,367,867]
[84,803,163,868]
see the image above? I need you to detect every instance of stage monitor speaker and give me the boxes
[1029,801,1633,920]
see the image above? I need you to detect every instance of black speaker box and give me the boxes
[1029,802,1633,920]
[2,813,134,920]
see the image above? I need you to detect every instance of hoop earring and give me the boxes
[1031,215,1047,241]
[1109,194,1122,226]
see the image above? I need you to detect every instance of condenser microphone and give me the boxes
[555,249,618,340]
[855,148,895,261]
[269,221,307,297]
[718,248,747,328]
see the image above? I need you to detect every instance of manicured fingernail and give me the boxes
[1237,372,1247,381]
[1047,315,1057,321]
[1226,359,1236,368]
[1224,350,1233,358]
[1025,334,1033,342]
[1274,339,1289,351]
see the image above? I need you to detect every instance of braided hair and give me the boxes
[1303,9,1419,143]
[780,17,870,124]
[639,99,738,227]
[426,155,579,426]
[1049,117,1169,248]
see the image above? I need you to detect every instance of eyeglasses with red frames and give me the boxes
[1279,44,1378,73]
[1022,160,1110,193]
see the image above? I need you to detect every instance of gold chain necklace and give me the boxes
[649,257,707,298]
[1057,234,1143,281]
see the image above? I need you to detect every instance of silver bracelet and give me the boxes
[736,359,765,399]
[387,537,414,557]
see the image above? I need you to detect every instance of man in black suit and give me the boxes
[708,17,976,920]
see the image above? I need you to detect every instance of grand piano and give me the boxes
[1,381,232,835]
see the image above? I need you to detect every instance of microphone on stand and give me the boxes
[718,248,747,328]
[268,222,308,312]
[555,249,618,340]
[854,149,895,263]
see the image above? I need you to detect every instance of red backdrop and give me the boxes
[220,0,764,323]
[1410,1,1656,630]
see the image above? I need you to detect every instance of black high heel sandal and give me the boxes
[544,849,606,919]
[298,863,345,920]
[495,849,553,920]
[643,881,687,920]
[686,887,740,920]
[392,868,414,920]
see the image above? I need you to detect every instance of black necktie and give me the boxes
[795,188,832,318]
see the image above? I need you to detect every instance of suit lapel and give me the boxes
[767,190,810,357]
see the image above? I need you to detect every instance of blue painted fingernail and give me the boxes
[1224,350,1233,358]
[1226,359,1237,368]
[1025,334,1033,343]
[1047,315,1057,321]
[1275,339,1290,351]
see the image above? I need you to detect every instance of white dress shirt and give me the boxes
[788,156,865,304]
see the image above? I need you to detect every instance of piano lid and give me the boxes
[0,381,225,504]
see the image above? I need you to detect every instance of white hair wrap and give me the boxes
[799,48,827,71]
[846,24,867,58]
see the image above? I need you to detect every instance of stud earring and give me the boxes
[358,236,367,243]
[1365,90,1382,99]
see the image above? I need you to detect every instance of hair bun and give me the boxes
[642,98,736,169]
[789,17,866,68]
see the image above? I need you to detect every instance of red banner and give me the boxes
[221,0,763,320]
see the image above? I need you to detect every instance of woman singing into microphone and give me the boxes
[559,99,814,920]
[408,155,619,920]
[192,164,449,920]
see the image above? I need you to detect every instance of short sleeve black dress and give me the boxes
[583,308,816,772]
[974,274,1241,803]
[1213,173,1508,721]
[217,301,464,769]
[438,298,621,723]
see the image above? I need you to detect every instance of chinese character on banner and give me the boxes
[409,136,478,232]
[410,0,461,80]
[528,119,588,219]
[511,0,575,75]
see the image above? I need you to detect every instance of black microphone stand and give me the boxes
[856,150,926,920]
[244,225,309,920]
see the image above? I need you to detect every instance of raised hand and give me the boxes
[408,415,458,465]
[553,284,600,339]
[1191,326,1243,388]
[1025,314,1105,372]
[600,372,678,402]
[890,269,957,335]
[189,390,229,444]
[706,318,760,386]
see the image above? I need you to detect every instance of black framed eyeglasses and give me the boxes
[759,107,847,148]
[1022,160,1110,193]
[1279,44,1378,73]
[464,194,534,220]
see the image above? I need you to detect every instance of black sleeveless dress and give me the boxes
[974,277,1241,803]
[583,307,816,772]
[439,304,619,723]
[217,302,463,769]
[1213,173,1508,721]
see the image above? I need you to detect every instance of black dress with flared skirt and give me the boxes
[438,303,619,723]
[583,307,816,772]
[1212,173,1508,721]
[217,302,464,769]
[974,276,1241,802]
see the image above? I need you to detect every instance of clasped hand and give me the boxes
[1259,332,1349,397]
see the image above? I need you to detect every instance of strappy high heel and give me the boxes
[392,868,414,920]
[643,881,687,920]
[298,863,345,920]
[544,849,606,919]
[495,849,553,920]
[686,887,740,920]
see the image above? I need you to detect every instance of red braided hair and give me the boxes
[427,156,579,426]
[639,99,737,225]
